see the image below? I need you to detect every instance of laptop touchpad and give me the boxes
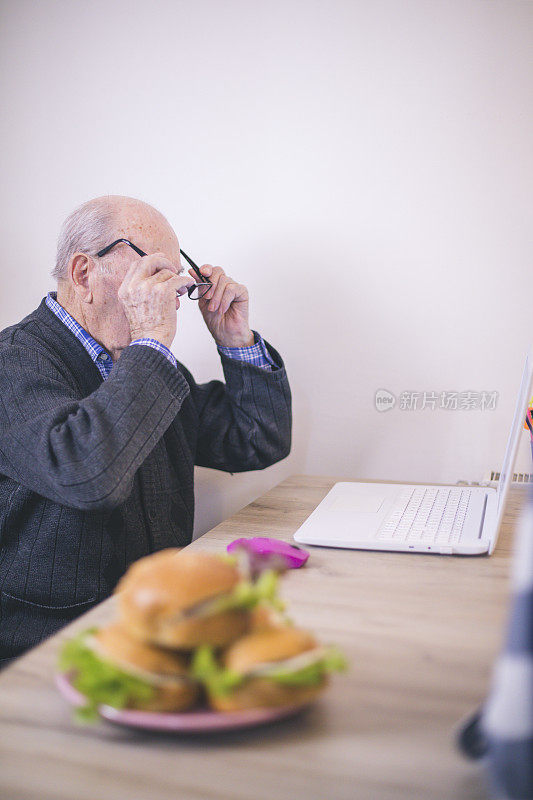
[330,490,385,514]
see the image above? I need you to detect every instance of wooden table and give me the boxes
[0,475,523,800]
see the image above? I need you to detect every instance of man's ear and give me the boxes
[69,252,94,302]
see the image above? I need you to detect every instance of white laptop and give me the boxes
[294,350,533,556]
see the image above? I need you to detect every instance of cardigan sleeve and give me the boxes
[0,342,190,511]
[183,339,292,472]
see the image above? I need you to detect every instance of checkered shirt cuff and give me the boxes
[129,339,177,369]
[217,331,276,371]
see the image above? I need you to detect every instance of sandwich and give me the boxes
[59,622,199,721]
[248,600,291,631]
[191,626,346,712]
[58,548,347,722]
[116,548,280,649]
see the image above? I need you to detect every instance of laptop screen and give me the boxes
[495,350,533,531]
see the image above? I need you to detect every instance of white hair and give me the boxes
[51,198,118,281]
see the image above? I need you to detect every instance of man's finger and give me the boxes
[148,268,195,289]
[152,273,188,295]
[148,267,180,283]
[222,283,247,315]
[208,274,231,312]
[188,267,212,297]
[197,266,223,302]
[197,263,217,279]
[131,253,181,283]
[218,283,240,316]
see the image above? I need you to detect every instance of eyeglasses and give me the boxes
[95,239,212,300]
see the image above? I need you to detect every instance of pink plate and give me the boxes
[55,672,310,732]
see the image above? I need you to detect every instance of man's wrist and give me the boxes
[217,330,277,370]
[214,330,255,348]
[129,331,172,348]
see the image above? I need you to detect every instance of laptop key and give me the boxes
[378,487,471,543]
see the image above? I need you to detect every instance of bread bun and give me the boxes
[92,622,199,712]
[208,626,327,711]
[248,602,289,632]
[225,627,317,673]
[210,675,327,712]
[116,549,249,649]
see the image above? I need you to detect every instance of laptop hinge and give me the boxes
[477,494,488,539]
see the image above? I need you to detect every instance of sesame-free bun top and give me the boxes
[116,549,248,648]
[92,622,199,712]
[208,627,325,712]
[249,602,290,632]
[223,627,318,674]
[94,621,189,679]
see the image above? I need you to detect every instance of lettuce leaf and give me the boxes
[198,569,284,617]
[262,647,348,687]
[58,630,154,723]
[217,553,239,567]
[191,644,347,696]
[190,644,244,696]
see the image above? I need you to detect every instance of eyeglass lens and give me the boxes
[188,283,211,300]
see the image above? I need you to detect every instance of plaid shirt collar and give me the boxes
[45,292,112,380]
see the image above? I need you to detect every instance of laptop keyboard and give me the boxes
[377,487,471,545]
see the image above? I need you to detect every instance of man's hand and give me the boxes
[118,253,195,348]
[190,264,254,348]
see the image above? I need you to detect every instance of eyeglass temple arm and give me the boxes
[96,239,147,258]
[180,249,212,284]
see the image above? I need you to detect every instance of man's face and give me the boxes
[89,206,182,353]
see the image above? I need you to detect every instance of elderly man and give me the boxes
[0,196,291,665]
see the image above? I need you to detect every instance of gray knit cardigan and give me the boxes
[0,298,291,662]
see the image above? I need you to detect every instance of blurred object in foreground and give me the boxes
[524,395,533,463]
[458,488,533,798]
[227,537,309,578]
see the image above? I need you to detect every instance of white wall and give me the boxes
[1,0,532,537]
